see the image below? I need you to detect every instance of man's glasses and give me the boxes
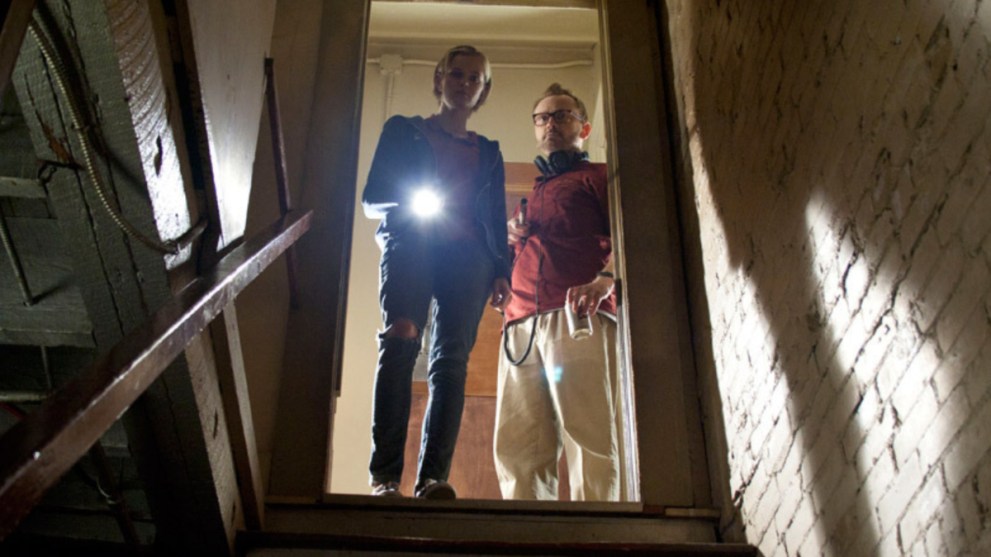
[532,109,584,126]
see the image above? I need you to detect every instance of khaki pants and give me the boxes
[494,310,621,501]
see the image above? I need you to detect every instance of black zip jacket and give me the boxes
[361,115,511,280]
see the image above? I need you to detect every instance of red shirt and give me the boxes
[505,161,615,324]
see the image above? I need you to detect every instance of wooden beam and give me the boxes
[0,0,35,99]
[269,0,369,499]
[0,210,311,540]
[0,217,93,347]
[599,0,705,505]
[0,177,45,198]
[210,302,265,530]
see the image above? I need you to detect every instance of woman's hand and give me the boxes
[490,277,512,311]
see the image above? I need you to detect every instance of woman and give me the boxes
[361,45,511,499]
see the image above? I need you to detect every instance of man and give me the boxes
[493,83,620,501]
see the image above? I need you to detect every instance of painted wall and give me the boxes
[187,0,278,249]
[239,0,322,486]
[668,1,991,555]
[330,7,602,494]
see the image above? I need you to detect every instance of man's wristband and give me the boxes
[597,271,614,279]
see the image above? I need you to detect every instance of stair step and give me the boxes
[239,499,757,556]
[243,533,756,557]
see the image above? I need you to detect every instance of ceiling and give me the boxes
[369,1,599,63]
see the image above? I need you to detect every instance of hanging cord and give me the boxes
[28,19,182,256]
[502,190,544,366]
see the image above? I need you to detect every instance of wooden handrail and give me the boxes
[0,209,312,540]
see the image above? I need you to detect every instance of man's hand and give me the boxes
[490,277,512,311]
[566,275,614,318]
[507,218,530,246]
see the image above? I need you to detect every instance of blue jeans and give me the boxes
[369,231,494,486]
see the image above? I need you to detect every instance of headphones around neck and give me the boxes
[534,150,589,178]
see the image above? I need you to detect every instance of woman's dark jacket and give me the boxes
[361,115,511,280]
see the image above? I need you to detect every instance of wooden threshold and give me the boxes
[252,501,720,547]
[238,497,747,556]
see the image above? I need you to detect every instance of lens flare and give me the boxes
[412,189,443,218]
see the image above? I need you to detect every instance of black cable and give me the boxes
[503,189,544,366]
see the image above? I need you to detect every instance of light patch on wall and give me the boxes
[802,190,977,548]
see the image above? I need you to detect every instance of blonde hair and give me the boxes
[433,45,492,111]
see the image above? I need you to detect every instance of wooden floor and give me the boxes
[401,389,573,501]
[401,391,501,499]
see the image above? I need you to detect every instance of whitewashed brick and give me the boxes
[939,498,967,557]
[935,258,990,353]
[798,518,828,557]
[844,254,872,309]
[751,473,782,541]
[843,386,880,459]
[891,341,938,416]
[915,244,966,333]
[909,469,949,546]
[774,473,804,536]
[943,396,991,489]
[766,419,794,475]
[962,341,991,408]
[670,2,991,556]
[876,531,904,557]
[918,387,971,468]
[856,400,896,471]
[960,177,991,253]
[953,475,984,547]
[877,453,924,535]
[932,305,989,402]
[924,517,944,557]
[977,452,991,526]
[819,468,860,539]
[892,386,939,464]
[865,446,898,502]
[904,537,928,557]
[783,499,816,555]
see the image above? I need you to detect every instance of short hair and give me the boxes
[532,83,588,121]
[433,45,492,110]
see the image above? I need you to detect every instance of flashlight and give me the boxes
[411,188,443,218]
[518,197,528,225]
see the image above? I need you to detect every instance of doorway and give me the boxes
[329,0,629,500]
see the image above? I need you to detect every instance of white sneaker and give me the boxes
[371,481,402,497]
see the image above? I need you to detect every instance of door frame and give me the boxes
[268,0,711,512]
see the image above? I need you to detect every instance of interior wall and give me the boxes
[331,6,601,494]
[239,0,323,487]
[184,0,277,248]
[667,1,991,556]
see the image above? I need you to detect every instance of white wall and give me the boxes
[330,5,601,494]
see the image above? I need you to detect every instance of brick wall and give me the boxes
[665,1,991,555]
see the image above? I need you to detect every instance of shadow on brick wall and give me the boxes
[678,0,883,545]
[674,0,991,552]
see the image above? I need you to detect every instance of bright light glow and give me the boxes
[411,188,443,218]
